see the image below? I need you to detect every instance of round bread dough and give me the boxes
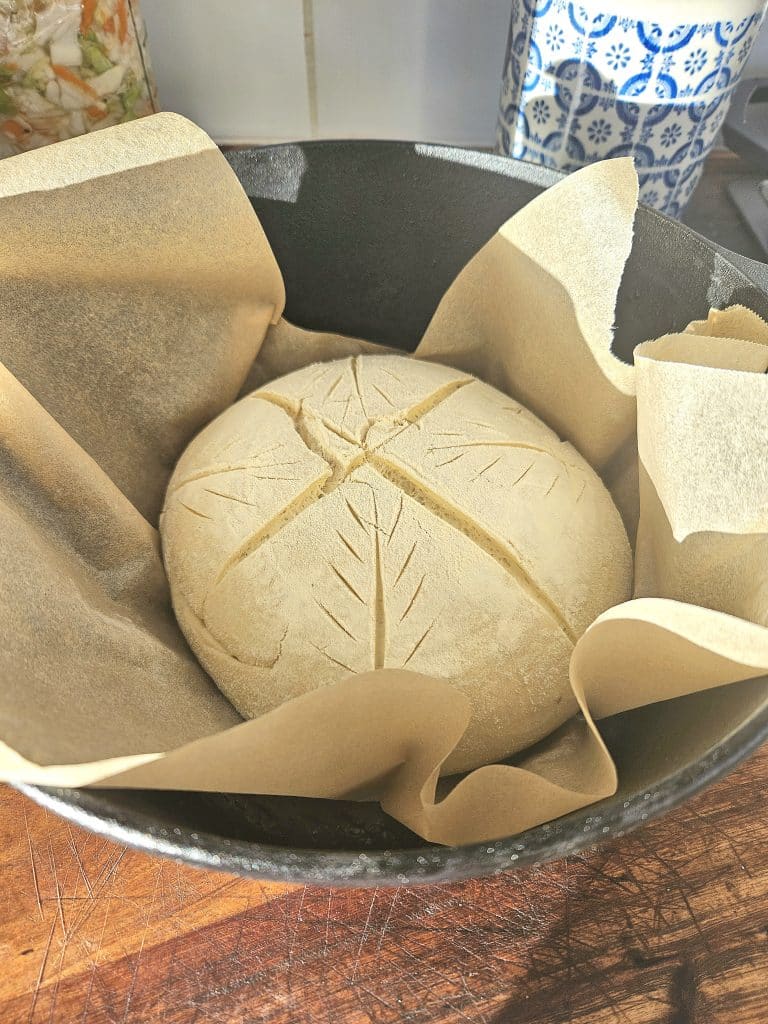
[161,355,632,774]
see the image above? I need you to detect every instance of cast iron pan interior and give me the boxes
[19,142,768,886]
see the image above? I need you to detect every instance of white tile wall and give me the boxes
[311,0,511,144]
[747,13,768,75]
[140,0,311,143]
[140,0,768,147]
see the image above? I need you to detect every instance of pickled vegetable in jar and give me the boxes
[0,0,157,155]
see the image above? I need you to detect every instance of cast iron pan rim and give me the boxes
[17,141,768,885]
[17,699,768,886]
[224,137,565,189]
[222,138,723,231]
[225,138,763,298]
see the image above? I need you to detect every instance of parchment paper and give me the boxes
[1,113,767,846]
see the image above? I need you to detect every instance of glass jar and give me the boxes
[0,0,157,155]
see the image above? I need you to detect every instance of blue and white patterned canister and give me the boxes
[497,0,767,215]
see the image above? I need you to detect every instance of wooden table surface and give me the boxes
[2,152,768,1024]
[2,743,768,1024]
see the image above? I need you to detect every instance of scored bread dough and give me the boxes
[161,355,632,774]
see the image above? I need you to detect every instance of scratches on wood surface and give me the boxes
[3,743,768,1023]
[66,827,93,900]
[351,890,377,983]
[26,916,56,1024]
[120,864,163,1024]
[23,808,42,921]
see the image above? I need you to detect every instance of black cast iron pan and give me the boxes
[18,142,768,886]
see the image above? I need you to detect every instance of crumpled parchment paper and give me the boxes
[1,112,766,845]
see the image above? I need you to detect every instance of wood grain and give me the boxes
[0,741,767,1024]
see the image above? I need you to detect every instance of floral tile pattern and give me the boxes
[497,0,765,215]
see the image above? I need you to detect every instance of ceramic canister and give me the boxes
[497,0,767,215]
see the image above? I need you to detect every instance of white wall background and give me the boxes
[141,0,768,146]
